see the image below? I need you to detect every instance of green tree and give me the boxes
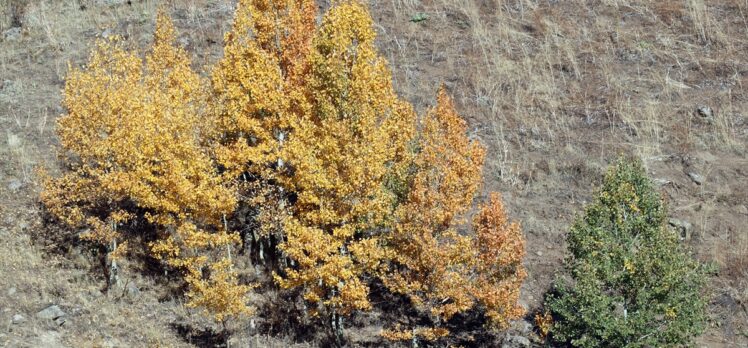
[545,157,708,347]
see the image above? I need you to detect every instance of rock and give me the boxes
[11,314,26,324]
[178,36,190,48]
[54,316,67,326]
[502,334,531,348]
[94,0,127,5]
[669,218,693,240]
[535,251,543,257]
[697,105,713,119]
[2,27,21,42]
[511,319,533,335]
[688,172,704,185]
[125,282,140,299]
[6,132,22,149]
[36,305,66,320]
[613,301,627,318]
[7,179,23,192]
[7,287,16,296]
[653,178,672,187]
[101,337,123,348]
[739,205,748,215]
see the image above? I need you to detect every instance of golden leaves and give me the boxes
[275,0,416,316]
[44,10,248,323]
[43,0,525,335]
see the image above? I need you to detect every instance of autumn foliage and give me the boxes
[41,13,249,322]
[41,0,526,340]
[384,89,526,340]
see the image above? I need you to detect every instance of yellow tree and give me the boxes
[275,0,416,333]
[471,193,527,329]
[208,1,318,266]
[42,12,251,322]
[383,88,526,341]
[210,0,316,180]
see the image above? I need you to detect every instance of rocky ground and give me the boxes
[1,0,746,347]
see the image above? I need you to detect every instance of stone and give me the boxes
[6,133,22,149]
[669,218,693,240]
[688,172,704,185]
[178,36,190,48]
[7,287,17,296]
[94,0,127,5]
[535,251,543,257]
[512,319,533,335]
[7,179,23,192]
[502,334,530,348]
[739,205,748,215]
[125,282,140,299]
[2,27,21,42]
[697,105,713,119]
[36,305,66,320]
[11,314,26,324]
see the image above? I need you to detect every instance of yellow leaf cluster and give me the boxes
[275,1,416,316]
[210,0,316,181]
[43,12,250,322]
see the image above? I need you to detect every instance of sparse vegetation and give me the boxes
[1,0,746,347]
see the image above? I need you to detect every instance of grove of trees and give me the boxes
[41,0,527,344]
[39,1,707,346]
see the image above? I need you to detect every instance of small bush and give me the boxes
[544,157,708,347]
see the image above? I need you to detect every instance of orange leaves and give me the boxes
[211,0,316,180]
[471,193,527,328]
[384,89,526,337]
[184,258,254,322]
[410,86,486,227]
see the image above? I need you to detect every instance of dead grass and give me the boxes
[1,0,747,346]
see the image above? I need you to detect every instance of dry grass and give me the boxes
[372,2,747,196]
[1,0,747,346]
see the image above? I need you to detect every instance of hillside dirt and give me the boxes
[1,0,746,347]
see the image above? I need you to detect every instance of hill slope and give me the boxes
[1,0,746,346]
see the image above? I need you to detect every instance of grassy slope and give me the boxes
[1,0,746,346]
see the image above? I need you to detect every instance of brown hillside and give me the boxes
[1,0,745,346]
